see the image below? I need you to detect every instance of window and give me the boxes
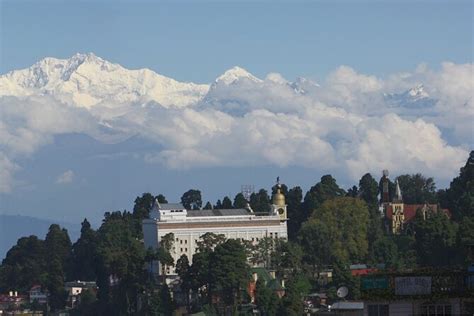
[185,240,187,244]
[368,304,388,316]
[180,240,183,244]
[180,248,183,252]
[185,248,187,251]
[420,304,451,316]
[275,233,278,237]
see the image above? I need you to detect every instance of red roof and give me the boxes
[385,203,450,223]
[351,268,377,276]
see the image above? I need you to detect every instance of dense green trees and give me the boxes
[0,235,46,292]
[286,186,303,240]
[95,211,146,314]
[396,174,438,204]
[299,197,369,271]
[359,173,384,255]
[250,189,271,213]
[221,196,233,209]
[414,211,458,267]
[457,216,474,265]
[209,239,250,307]
[44,224,72,310]
[71,219,98,281]
[181,189,202,210]
[132,193,155,220]
[369,236,399,268]
[233,192,248,208]
[302,175,346,226]
[255,279,279,316]
[441,150,474,220]
[1,151,472,314]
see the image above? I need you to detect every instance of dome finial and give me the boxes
[273,177,285,206]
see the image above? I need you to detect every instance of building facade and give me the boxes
[379,171,450,234]
[143,182,288,275]
[361,268,474,316]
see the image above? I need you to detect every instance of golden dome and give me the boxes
[273,187,286,206]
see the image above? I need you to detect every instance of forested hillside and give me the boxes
[1,151,472,315]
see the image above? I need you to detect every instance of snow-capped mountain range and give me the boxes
[0,53,470,205]
[0,53,209,108]
[0,53,433,111]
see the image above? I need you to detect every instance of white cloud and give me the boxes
[56,170,75,184]
[344,114,467,180]
[0,152,19,193]
[0,61,472,192]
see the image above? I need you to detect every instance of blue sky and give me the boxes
[1,0,472,82]
[0,0,472,226]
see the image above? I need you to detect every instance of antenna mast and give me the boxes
[241,184,255,201]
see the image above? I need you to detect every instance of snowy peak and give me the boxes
[385,84,435,109]
[407,84,429,100]
[215,66,262,85]
[0,53,209,108]
[59,52,110,81]
[2,52,107,89]
[290,77,320,95]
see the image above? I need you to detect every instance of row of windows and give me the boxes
[368,304,452,316]
[420,305,452,316]
[172,233,284,249]
[175,233,280,243]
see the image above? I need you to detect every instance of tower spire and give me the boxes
[394,179,403,203]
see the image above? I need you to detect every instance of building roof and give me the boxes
[250,268,284,291]
[386,203,450,223]
[350,264,368,270]
[186,208,250,217]
[330,301,364,310]
[157,203,185,210]
[64,281,97,288]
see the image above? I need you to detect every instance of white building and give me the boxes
[142,183,288,275]
[64,280,97,308]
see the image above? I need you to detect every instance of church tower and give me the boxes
[391,180,405,234]
[271,177,287,221]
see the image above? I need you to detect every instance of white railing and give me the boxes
[158,214,282,223]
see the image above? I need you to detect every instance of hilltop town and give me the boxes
[0,152,473,315]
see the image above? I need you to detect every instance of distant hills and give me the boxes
[0,214,80,260]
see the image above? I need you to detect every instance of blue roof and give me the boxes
[331,301,364,310]
[186,209,250,217]
[158,203,185,210]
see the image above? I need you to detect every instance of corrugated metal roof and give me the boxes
[330,301,364,310]
[186,208,250,217]
[158,203,185,210]
[350,264,368,270]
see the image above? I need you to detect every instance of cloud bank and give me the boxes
[56,170,75,184]
[0,56,472,193]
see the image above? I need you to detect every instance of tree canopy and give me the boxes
[299,197,369,270]
[181,189,202,210]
